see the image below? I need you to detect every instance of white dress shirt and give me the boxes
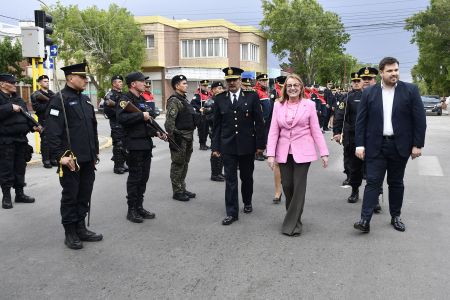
[381,81,396,136]
[229,89,241,104]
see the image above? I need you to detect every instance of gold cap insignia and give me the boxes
[228,68,233,75]
[119,101,127,109]
[364,69,369,75]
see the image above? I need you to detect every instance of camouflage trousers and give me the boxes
[170,137,193,194]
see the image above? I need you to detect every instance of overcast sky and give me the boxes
[1,0,429,82]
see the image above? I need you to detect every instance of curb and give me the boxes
[27,136,113,166]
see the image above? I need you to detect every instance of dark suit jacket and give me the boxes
[355,81,426,158]
[212,90,265,155]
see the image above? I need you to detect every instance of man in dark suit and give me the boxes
[353,57,426,233]
[212,67,265,225]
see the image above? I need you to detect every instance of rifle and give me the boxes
[123,101,182,152]
[20,108,43,132]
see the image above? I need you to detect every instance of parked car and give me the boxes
[421,95,442,116]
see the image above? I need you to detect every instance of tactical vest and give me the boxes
[175,98,196,130]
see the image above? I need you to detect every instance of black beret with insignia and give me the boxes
[211,81,224,89]
[111,74,123,83]
[171,74,187,89]
[0,73,16,83]
[37,75,49,82]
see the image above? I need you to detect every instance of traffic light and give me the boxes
[34,10,53,46]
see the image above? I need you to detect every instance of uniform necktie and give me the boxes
[233,93,237,104]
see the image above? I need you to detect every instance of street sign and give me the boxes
[49,45,58,57]
[44,57,54,69]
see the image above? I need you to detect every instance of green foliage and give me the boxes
[47,2,146,98]
[0,38,23,77]
[405,0,450,96]
[260,0,350,84]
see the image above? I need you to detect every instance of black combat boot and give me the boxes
[127,205,144,223]
[172,192,190,202]
[113,145,126,174]
[63,224,83,250]
[50,159,59,167]
[43,160,52,168]
[136,197,156,219]
[199,143,209,150]
[2,187,13,209]
[76,219,103,242]
[347,187,359,203]
[14,188,35,203]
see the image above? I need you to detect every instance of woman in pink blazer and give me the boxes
[267,74,329,236]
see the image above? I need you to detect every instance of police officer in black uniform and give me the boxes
[117,71,166,223]
[191,80,211,150]
[209,81,225,181]
[212,67,265,225]
[104,75,127,174]
[0,73,40,209]
[333,72,364,203]
[31,74,56,168]
[46,63,103,250]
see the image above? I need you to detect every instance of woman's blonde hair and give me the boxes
[278,74,305,104]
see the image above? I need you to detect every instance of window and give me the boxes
[240,43,259,62]
[181,38,228,58]
[145,34,154,49]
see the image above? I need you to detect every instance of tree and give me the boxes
[260,0,350,84]
[0,38,23,78]
[47,2,146,98]
[405,0,450,96]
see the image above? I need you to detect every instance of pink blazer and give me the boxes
[266,99,329,163]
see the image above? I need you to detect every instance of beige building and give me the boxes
[135,16,268,108]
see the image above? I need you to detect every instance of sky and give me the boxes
[1,0,430,82]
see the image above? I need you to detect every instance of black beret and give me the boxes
[256,73,269,81]
[0,73,17,83]
[222,67,244,79]
[125,72,148,85]
[111,75,123,83]
[61,63,88,76]
[171,74,187,89]
[211,81,224,89]
[37,75,49,81]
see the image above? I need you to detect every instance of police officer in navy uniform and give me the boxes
[212,67,265,225]
[333,72,364,203]
[208,81,225,181]
[31,74,56,168]
[45,63,103,250]
[0,73,40,209]
[117,72,166,223]
[104,75,127,174]
[191,80,211,150]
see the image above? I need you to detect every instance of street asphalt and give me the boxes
[0,114,449,299]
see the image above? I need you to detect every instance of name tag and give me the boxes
[69,101,78,106]
[354,99,360,102]
[50,109,59,116]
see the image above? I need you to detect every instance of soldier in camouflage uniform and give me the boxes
[165,75,197,202]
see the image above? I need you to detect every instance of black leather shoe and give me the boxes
[184,190,196,198]
[114,167,125,174]
[50,159,59,167]
[2,188,13,209]
[43,160,52,168]
[199,144,209,150]
[391,217,406,232]
[64,224,83,250]
[273,193,282,204]
[211,175,225,182]
[15,189,35,203]
[173,192,190,202]
[222,216,238,225]
[347,188,359,203]
[243,205,253,214]
[354,219,370,233]
[374,203,382,214]
[137,207,156,219]
[342,178,350,186]
[76,220,103,242]
[127,208,144,223]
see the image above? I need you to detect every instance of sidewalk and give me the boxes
[26,132,112,166]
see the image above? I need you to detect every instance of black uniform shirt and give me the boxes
[31,89,55,122]
[0,91,34,144]
[333,89,363,139]
[212,90,265,155]
[45,85,99,163]
[103,89,122,122]
[117,91,157,151]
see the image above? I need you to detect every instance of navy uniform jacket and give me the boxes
[46,85,99,163]
[333,89,362,145]
[355,81,426,158]
[212,90,265,155]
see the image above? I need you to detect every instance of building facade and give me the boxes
[135,16,268,108]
